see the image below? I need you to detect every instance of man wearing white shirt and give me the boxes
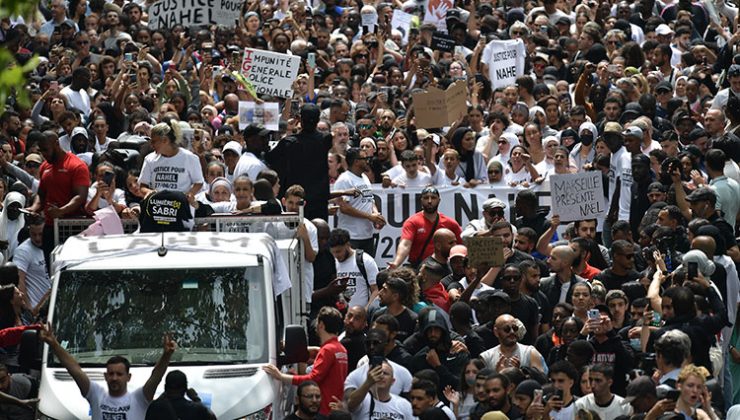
[60,67,92,117]
[390,150,433,188]
[334,147,386,255]
[233,125,269,180]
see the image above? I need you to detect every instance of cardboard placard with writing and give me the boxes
[412,80,468,129]
[550,172,607,222]
[464,236,504,269]
[431,31,455,53]
[148,0,242,30]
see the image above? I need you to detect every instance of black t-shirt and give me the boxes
[422,255,451,279]
[593,269,641,292]
[145,395,211,420]
[139,190,192,233]
[508,294,541,345]
[285,413,327,420]
[371,306,418,343]
[311,249,338,316]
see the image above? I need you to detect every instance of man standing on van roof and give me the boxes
[39,325,177,419]
[263,306,349,415]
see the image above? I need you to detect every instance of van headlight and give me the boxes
[238,403,272,420]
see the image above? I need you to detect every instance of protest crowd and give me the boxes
[1,0,740,417]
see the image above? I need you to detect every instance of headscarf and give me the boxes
[209,177,233,201]
[0,192,27,263]
[451,127,476,181]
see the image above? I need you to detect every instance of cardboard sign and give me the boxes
[412,80,468,129]
[238,101,280,131]
[482,39,526,89]
[431,31,455,53]
[148,0,242,30]
[240,48,301,98]
[464,236,504,268]
[550,172,607,222]
[391,10,413,45]
[423,0,454,31]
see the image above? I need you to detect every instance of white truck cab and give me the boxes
[31,231,308,420]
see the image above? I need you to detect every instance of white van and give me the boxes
[30,231,308,420]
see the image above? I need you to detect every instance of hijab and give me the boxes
[451,127,476,181]
[0,192,27,264]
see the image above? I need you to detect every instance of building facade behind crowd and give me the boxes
[1,0,740,418]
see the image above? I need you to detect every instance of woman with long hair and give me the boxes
[450,127,487,186]
[30,91,69,127]
[0,284,25,371]
[523,122,545,164]
[445,359,487,420]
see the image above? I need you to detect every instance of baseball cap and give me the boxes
[449,245,468,261]
[421,186,440,196]
[685,186,716,202]
[688,127,709,142]
[416,128,431,140]
[71,127,88,139]
[648,182,667,193]
[25,154,43,164]
[655,81,673,93]
[222,140,243,156]
[483,197,506,210]
[624,376,657,402]
[603,121,623,135]
[655,24,674,36]
[729,64,740,77]
[242,124,270,138]
[623,126,643,139]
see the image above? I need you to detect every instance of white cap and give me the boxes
[655,24,674,36]
[222,140,243,156]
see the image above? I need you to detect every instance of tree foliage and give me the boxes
[1,0,41,108]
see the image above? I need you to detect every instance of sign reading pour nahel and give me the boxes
[240,49,301,98]
[148,0,242,29]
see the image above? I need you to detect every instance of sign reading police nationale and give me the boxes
[147,0,242,30]
[240,49,301,98]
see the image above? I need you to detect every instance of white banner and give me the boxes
[148,0,242,29]
[240,48,301,98]
[550,172,607,222]
[390,10,413,45]
[329,184,553,266]
[483,39,526,89]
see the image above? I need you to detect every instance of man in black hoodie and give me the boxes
[587,305,634,396]
[409,308,469,392]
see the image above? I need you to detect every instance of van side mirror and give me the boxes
[279,325,308,366]
[19,330,41,371]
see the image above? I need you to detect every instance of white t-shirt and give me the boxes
[87,184,126,210]
[336,250,378,307]
[334,171,375,240]
[609,147,632,221]
[86,381,149,420]
[94,137,115,153]
[351,393,414,420]
[349,359,413,395]
[60,86,91,116]
[233,152,267,180]
[574,394,633,419]
[392,171,433,188]
[139,149,204,193]
[271,219,319,303]
[12,239,50,309]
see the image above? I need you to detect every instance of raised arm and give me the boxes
[39,324,90,397]
[142,333,177,401]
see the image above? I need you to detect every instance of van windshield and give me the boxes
[50,266,267,366]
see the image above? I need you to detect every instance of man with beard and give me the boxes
[471,373,521,419]
[286,381,324,420]
[497,265,540,345]
[539,245,585,308]
[340,306,368,371]
[486,221,535,269]
[389,187,461,269]
[267,103,332,220]
[0,111,23,160]
[370,139,393,182]
[480,314,544,373]
[462,198,506,239]
[594,240,641,292]
[348,361,414,419]
[60,66,92,117]
[519,259,553,333]
[345,329,413,403]
[409,309,469,391]
[604,122,632,247]
[409,379,455,419]
[442,245,467,287]
[421,228,456,278]
[629,154,654,238]
[376,109,396,138]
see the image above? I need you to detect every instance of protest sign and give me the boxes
[465,236,504,268]
[412,80,468,128]
[431,31,455,53]
[423,0,453,31]
[148,0,242,30]
[238,102,280,131]
[361,8,378,34]
[328,183,554,266]
[391,10,413,44]
[482,39,526,89]
[550,172,607,222]
[240,49,301,98]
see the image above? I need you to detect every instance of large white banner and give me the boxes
[482,39,526,89]
[329,184,553,266]
[148,0,242,29]
[240,48,301,98]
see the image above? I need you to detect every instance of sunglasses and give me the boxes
[502,275,520,282]
[25,162,40,168]
[487,209,505,217]
[355,53,369,59]
[497,324,519,334]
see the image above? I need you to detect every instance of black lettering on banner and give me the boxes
[380,236,401,259]
[386,193,412,228]
[454,193,479,223]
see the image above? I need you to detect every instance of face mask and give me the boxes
[581,134,594,146]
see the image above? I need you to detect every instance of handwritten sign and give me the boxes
[412,80,468,129]
[464,236,504,268]
[482,39,526,89]
[550,172,607,222]
[431,31,455,53]
[148,0,242,29]
[240,48,301,98]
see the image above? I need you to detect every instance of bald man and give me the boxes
[538,245,586,308]
[421,228,457,279]
[341,306,368,370]
[480,314,545,373]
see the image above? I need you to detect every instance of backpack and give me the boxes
[355,249,370,290]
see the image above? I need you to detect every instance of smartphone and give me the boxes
[370,354,384,368]
[666,389,680,401]
[307,52,316,69]
[607,64,618,73]
[588,309,601,320]
[306,17,313,27]
[688,262,698,280]
[102,171,115,186]
[533,389,543,404]
[124,52,134,62]
[454,45,465,56]
[232,51,241,64]
[540,25,548,34]
[554,389,564,401]
[290,100,300,118]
